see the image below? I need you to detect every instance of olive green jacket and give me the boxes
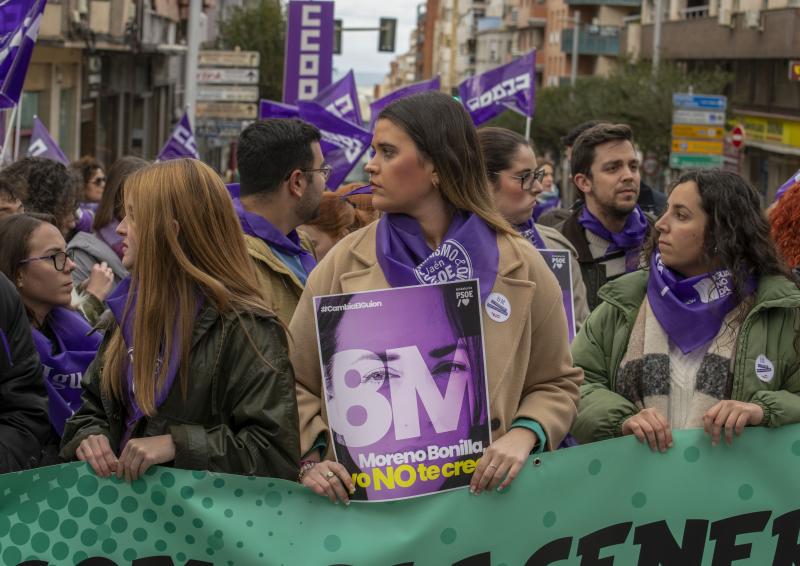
[60,306,300,480]
[572,270,800,443]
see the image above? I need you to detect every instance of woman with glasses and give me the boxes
[290,92,582,504]
[0,214,102,438]
[71,156,106,205]
[479,127,589,331]
[59,158,300,482]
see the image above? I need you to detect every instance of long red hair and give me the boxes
[770,182,800,268]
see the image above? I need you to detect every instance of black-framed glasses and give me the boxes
[302,164,333,182]
[18,250,75,272]
[491,167,546,192]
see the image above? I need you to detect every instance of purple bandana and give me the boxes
[514,217,546,249]
[579,205,649,272]
[232,198,317,275]
[106,277,186,449]
[376,212,499,304]
[647,251,756,354]
[31,307,102,436]
[533,197,560,222]
[95,219,125,260]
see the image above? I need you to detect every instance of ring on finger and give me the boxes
[325,470,335,479]
[487,464,498,470]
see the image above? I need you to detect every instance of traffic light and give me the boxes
[378,18,397,53]
[333,19,342,55]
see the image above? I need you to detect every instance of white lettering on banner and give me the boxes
[27,139,48,157]
[172,125,197,156]
[357,440,485,468]
[320,129,364,163]
[466,73,531,112]
[297,4,323,101]
[41,365,82,389]
[325,94,355,120]
[328,345,471,448]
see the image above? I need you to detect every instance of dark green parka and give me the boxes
[60,306,300,480]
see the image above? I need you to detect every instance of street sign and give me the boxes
[196,102,258,120]
[672,93,727,111]
[198,50,260,68]
[671,139,724,154]
[731,124,745,148]
[197,85,259,102]
[671,124,724,140]
[790,60,800,82]
[196,119,253,138]
[669,153,724,169]
[197,68,259,85]
[672,110,725,126]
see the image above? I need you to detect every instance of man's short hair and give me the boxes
[560,120,608,148]
[570,123,634,180]
[237,119,322,198]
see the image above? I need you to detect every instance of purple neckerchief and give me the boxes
[376,211,500,304]
[106,277,186,450]
[533,197,560,222]
[226,183,240,199]
[95,219,125,260]
[647,251,756,355]
[342,185,372,198]
[579,205,648,273]
[514,217,547,249]
[74,205,95,234]
[30,307,102,436]
[232,198,317,275]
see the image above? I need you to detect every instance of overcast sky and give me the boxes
[331,0,422,77]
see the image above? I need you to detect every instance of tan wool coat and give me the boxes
[245,231,316,327]
[289,222,583,459]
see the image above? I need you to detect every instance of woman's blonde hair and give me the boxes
[101,158,273,415]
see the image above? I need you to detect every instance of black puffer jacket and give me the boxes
[60,305,301,480]
[0,273,50,472]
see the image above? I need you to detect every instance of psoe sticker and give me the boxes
[755,354,774,383]
[485,292,511,323]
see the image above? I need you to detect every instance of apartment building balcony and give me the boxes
[561,26,622,56]
[640,7,800,59]
[566,0,641,7]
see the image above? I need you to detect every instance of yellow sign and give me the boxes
[671,125,724,140]
[735,114,800,149]
[671,139,724,155]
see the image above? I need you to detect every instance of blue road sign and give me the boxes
[672,93,727,111]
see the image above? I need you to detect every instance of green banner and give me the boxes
[2,426,800,565]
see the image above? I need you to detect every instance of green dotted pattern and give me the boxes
[1,426,799,565]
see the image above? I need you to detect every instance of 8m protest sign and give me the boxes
[2,426,800,564]
[313,280,491,501]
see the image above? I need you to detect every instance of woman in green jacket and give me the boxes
[573,169,800,450]
[60,159,300,481]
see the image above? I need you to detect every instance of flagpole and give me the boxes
[13,100,22,160]
[525,116,531,140]
[1,105,18,164]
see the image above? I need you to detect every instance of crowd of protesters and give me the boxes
[1,92,799,506]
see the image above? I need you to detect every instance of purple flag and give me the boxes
[370,76,441,130]
[283,1,334,104]
[27,116,69,164]
[458,50,536,126]
[157,111,199,161]
[774,168,800,202]
[0,0,45,109]
[297,101,371,189]
[315,70,363,126]
[259,99,300,120]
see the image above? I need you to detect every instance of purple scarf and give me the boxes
[95,219,125,260]
[232,198,317,275]
[106,277,186,449]
[533,197,560,222]
[647,251,756,354]
[74,205,95,234]
[376,212,499,304]
[514,217,547,249]
[579,205,649,272]
[30,307,102,436]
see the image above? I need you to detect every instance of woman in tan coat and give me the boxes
[290,92,582,504]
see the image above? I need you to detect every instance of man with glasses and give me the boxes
[556,123,655,311]
[234,119,326,325]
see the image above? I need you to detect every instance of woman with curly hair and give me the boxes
[573,169,800,451]
[769,179,800,269]
[70,156,106,204]
[299,191,356,260]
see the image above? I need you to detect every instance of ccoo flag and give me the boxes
[297,101,371,189]
[0,0,46,109]
[774,168,800,202]
[27,116,69,165]
[458,50,536,126]
[157,111,199,161]
[260,69,363,125]
[369,76,441,130]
